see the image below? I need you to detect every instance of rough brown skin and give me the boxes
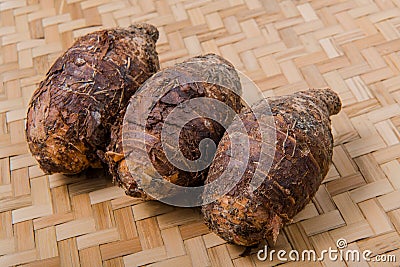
[105,54,243,199]
[201,89,341,246]
[26,24,159,174]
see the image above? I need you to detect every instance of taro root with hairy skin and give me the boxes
[26,23,159,174]
[105,54,243,199]
[202,89,341,246]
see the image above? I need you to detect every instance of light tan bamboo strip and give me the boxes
[76,228,120,250]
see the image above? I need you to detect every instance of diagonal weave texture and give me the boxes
[1,0,400,266]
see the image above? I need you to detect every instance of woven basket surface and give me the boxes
[0,0,400,266]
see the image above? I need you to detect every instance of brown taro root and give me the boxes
[26,24,159,174]
[202,89,341,246]
[105,54,243,199]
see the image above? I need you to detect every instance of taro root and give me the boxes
[26,23,159,174]
[105,54,243,199]
[202,89,341,246]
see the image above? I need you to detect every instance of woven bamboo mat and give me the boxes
[1,0,400,266]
